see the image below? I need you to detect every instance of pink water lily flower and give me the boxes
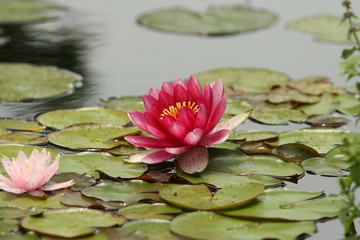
[125,76,250,174]
[0,149,75,197]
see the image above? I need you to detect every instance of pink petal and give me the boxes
[40,180,75,191]
[2,155,27,189]
[177,107,196,130]
[183,128,204,145]
[27,190,46,197]
[176,146,209,174]
[168,122,188,140]
[148,88,160,99]
[202,84,213,112]
[142,150,175,164]
[205,96,227,133]
[128,111,149,132]
[146,124,172,140]
[0,175,25,194]
[125,135,178,148]
[161,82,175,96]
[165,146,192,155]
[174,84,188,102]
[193,104,208,129]
[173,78,188,90]
[124,149,159,163]
[210,79,224,108]
[143,95,158,112]
[211,110,252,133]
[199,129,230,146]
[158,91,175,109]
[188,76,202,99]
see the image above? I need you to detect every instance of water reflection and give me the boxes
[0,23,97,119]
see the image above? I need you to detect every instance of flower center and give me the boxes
[160,101,199,120]
[25,160,31,169]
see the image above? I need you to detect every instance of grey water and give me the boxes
[0,0,359,239]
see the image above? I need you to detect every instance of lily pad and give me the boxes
[302,157,348,176]
[306,114,349,127]
[49,172,96,191]
[159,183,264,210]
[228,130,279,142]
[206,148,304,178]
[288,77,346,96]
[287,14,360,44]
[48,123,140,150]
[0,119,44,132]
[21,208,125,238]
[251,109,308,125]
[61,192,125,210]
[118,203,182,220]
[177,169,282,188]
[37,107,130,130]
[0,63,81,102]
[170,211,316,240]
[122,220,181,240]
[0,206,40,219]
[0,132,47,145]
[266,91,320,104]
[58,152,148,179]
[0,233,40,240]
[220,188,347,221]
[0,192,65,209]
[225,99,253,116]
[0,218,18,234]
[138,5,277,36]
[266,128,360,154]
[272,143,321,163]
[195,67,290,92]
[0,0,62,25]
[101,96,144,112]
[81,180,161,203]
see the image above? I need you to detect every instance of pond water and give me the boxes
[0,0,359,239]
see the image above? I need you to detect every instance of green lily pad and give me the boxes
[138,5,277,36]
[81,180,161,203]
[220,188,347,221]
[306,114,350,127]
[0,63,81,102]
[0,192,65,209]
[0,206,40,219]
[266,128,360,154]
[228,130,279,142]
[0,218,18,234]
[122,220,181,240]
[58,152,147,179]
[272,143,321,163]
[225,99,253,116]
[170,211,316,240]
[266,91,320,104]
[195,67,290,92]
[48,123,140,150]
[287,14,360,44]
[159,183,264,210]
[106,145,146,156]
[21,208,125,238]
[302,157,348,176]
[241,92,293,110]
[251,109,308,125]
[37,107,130,130]
[0,233,40,240]
[0,132,47,145]
[0,119,44,132]
[0,0,62,24]
[177,169,282,188]
[61,192,125,210]
[118,203,182,220]
[206,148,304,178]
[101,96,144,112]
[288,77,346,96]
[49,172,96,191]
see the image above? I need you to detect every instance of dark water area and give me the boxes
[0,0,359,239]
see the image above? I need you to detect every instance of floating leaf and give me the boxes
[306,114,349,127]
[58,152,147,179]
[0,206,40,219]
[48,123,140,150]
[266,128,360,154]
[0,192,65,209]
[81,180,161,203]
[177,169,281,188]
[272,143,321,163]
[122,220,181,240]
[0,63,81,102]
[206,148,304,178]
[0,0,62,24]
[302,157,348,177]
[0,132,47,145]
[61,192,125,210]
[0,218,18,234]
[37,107,130,130]
[97,228,148,240]
[251,109,307,125]
[21,208,125,238]
[0,119,44,132]
[101,96,144,112]
[266,91,320,104]
[0,233,40,240]
[220,188,347,221]
[288,76,346,95]
[159,183,264,210]
[225,99,253,116]
[138,5,277,36]
[49,172,96,191]
[118,203,182,220]
[287,14,360,44]
[170,211,316,240]
[228,130,279,142]
[195,67,290,92]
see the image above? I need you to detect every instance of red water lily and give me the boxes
[125,76,249,173]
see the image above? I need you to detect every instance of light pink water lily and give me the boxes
[0,149,75,197]
[125,76,250,174]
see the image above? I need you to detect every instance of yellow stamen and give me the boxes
[25,160,31,169]
[160,101,199,120]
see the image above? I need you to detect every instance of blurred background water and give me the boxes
[0,0,359,238]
